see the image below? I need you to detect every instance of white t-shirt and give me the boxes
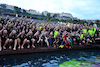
[94,24,97,28]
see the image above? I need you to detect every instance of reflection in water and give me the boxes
[0,48,100,67]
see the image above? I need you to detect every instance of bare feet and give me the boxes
[9,46,12,49]
[27,45,30,48]
[32,45,35,48]
[13,48,16,50]
[21,46,23,49]
[0,47,1,51]
[3,46,6,50]
[18,46,20,49]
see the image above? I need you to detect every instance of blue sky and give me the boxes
[0,0,100,20]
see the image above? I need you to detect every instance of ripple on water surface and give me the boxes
[0,49,100,67]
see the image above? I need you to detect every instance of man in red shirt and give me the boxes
[61,34,70,47]
[64,35,67,42]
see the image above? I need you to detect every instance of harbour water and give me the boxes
[0,48,100,67]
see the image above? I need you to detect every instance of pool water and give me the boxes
[0,48,100,67]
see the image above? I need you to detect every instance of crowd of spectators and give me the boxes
[0,15,100,51]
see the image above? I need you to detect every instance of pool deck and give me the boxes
[0,44,100,56]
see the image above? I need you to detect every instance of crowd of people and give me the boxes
[0,15,100,51]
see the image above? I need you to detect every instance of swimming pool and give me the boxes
[0,48,100,67]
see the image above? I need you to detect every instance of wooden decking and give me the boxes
[0,44,100,56]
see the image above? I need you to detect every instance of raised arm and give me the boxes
[9,31,13,37]
[37,34,42,43]
[17,32,22,38]
[0,23,8,33]
[22,26,25,31]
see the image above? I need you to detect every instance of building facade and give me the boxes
[0,4,74,20]
[54,12,73,20]
[42,11,48,16]
[26,9,42,15]
[5,4,14,11]
[50,13,56,17]
[59,12,73,19]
